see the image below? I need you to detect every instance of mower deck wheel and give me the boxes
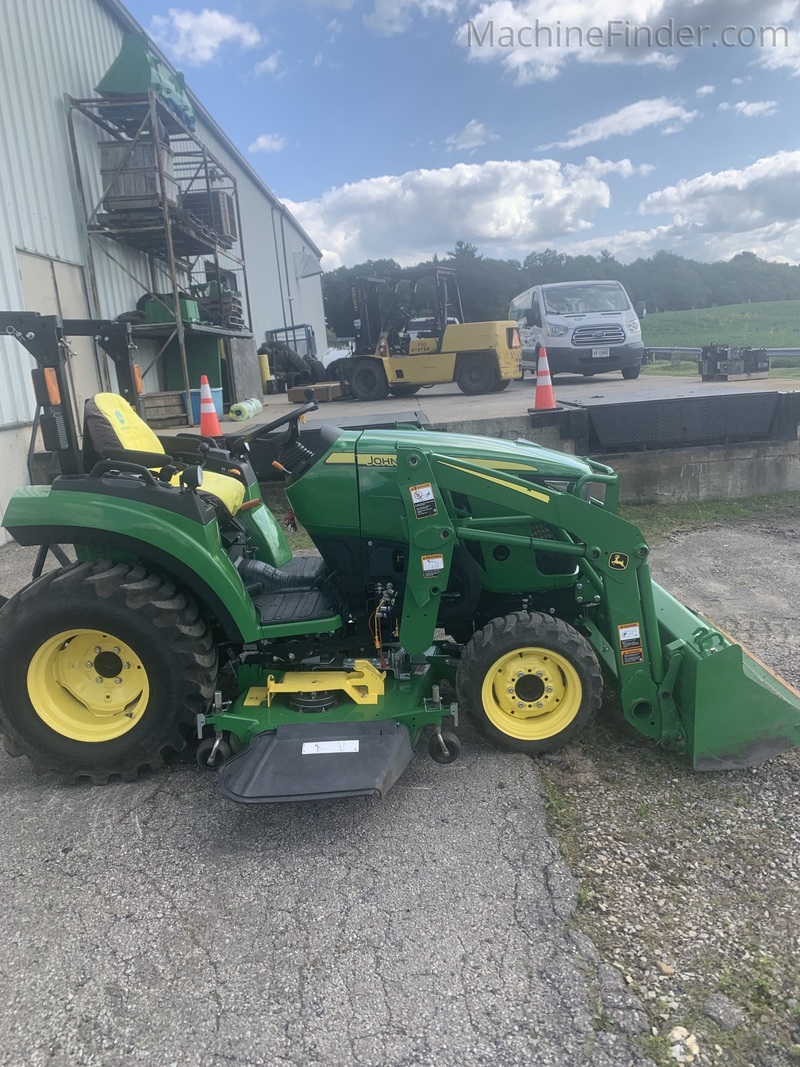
[428,730,461,764]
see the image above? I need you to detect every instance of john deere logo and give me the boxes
[609,552,629,571]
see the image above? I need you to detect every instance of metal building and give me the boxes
[0,0,326,540]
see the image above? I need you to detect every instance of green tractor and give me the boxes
[1,313,799,803]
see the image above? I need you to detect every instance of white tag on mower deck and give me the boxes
[301,740,360,755]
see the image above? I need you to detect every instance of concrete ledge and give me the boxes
[599,439,800,505]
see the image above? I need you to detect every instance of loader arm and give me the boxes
[419,450,800,768]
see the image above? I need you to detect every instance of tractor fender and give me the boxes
[4,485,261,643]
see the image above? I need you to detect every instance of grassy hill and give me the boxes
[641,300,800,350]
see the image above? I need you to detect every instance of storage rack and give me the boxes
[66,90,254,424]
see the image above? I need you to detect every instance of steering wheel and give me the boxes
[238,392,319,448]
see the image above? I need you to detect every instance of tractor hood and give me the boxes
[348,428,595,481]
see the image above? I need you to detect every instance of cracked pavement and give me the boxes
[0,542,653,1067]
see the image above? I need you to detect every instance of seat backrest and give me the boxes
[84,393,165,457]
[83,392,248,518]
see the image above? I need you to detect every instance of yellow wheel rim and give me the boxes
[481,646,582,741]
[27,629,150,743]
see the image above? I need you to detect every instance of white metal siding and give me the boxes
[0,0,326,432]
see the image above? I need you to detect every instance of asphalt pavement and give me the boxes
[0,543,653,1067]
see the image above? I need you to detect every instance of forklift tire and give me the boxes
[0,560,217,783]
[348,360,390,401]
[388,384,421,398]
[490,379,511,392]
[456,611,601,756]
[455,356,497,396]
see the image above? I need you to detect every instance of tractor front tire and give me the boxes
[456,611,601,756]
[456,355,497,396]
[0,560,217,783]
[348,359,389,401]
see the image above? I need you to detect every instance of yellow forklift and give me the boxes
[345,267,521,400]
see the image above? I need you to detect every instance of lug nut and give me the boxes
[94,647,101,654]
[517,702,524,708]
[85,661,93,668]
[123,663,130,669]
[545,686,553,693]
[112,647,119,654]
[536,702,543,708]
[114,678,122,685]
[96,677,103,684]
[536,671,543,677]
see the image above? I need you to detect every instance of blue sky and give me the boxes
[123,0,800,269]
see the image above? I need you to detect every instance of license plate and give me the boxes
[592,347,610,359]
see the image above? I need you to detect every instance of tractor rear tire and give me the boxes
[0,560,217,783]
[388,384,421,398]
[348,359,389,401]
[456,356,497,396]
[456,611,601,756]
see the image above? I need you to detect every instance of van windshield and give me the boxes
[542,283,631,315]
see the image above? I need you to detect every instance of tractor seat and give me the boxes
[83,393,246,516]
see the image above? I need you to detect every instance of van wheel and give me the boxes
[456,356,496,396]
[348,359,389,401]
[622,364,641,380]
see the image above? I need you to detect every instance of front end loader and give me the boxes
[1,312,799,804]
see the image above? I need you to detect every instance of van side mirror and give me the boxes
[635,301,646,318]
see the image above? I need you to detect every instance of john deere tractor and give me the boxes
[1,312,799,804]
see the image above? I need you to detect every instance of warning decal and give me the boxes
[410,482,438,518]
[618,622,643,665]
[421,554,445,578]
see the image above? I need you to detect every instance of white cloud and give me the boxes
[151,8,261,66]
[446,120,499,151]
[282,156,648,268]
[614,150,800,261]
[541,98,698,149]
[365,0,460,36]
[718,99,779,117]
[696,84,715,96]
[248,133,287,153]
[254,51,282,77]
[459,0,800,82]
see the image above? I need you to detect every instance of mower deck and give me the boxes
[217,720,414,803]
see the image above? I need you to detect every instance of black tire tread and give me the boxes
[456,610,602,755]
[0,560,217,783]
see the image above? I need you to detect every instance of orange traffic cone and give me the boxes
[533,346,556,411]
[199,375,222,437]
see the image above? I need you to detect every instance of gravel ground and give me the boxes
[539,517,800,1067]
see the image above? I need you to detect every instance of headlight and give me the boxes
[545,322,569,337]
[626,319,641,333]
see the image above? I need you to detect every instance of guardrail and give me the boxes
[645,347,800,358]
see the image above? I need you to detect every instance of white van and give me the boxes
[509,279,643,379]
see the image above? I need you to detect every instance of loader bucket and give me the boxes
[652,582,800,769]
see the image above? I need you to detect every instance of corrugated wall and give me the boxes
[0,0,326,433]
[0,0,162,426]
